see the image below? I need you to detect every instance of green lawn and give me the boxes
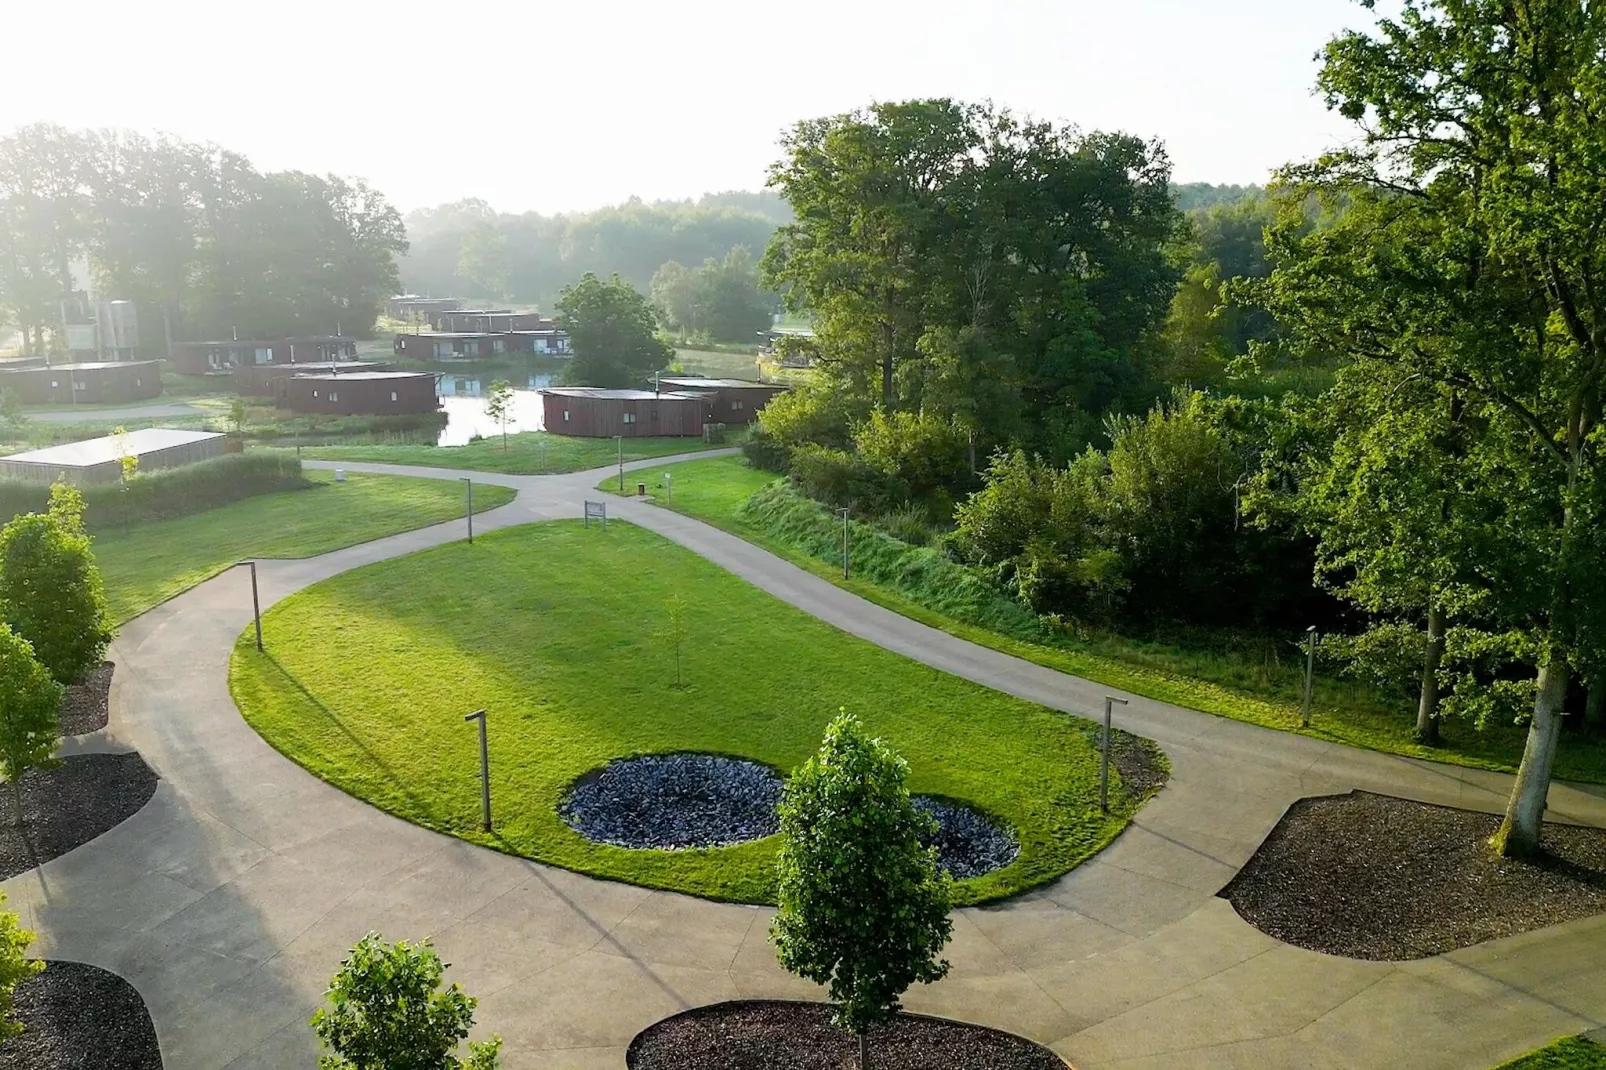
[605,455,1606,784]
[95,471,515,624]
[1496,1037,1606,1069]
[672,347,764,379]
[229,520,1159,905]
[302,431,728,475]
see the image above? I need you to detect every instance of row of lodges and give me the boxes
[394,327,571,361]
[231,360,439,415]
[169,336,358,376]
[540,379,789,438]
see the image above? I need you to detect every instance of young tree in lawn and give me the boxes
[657,595,689,690]
[311,933,501,1070]
[556,272,672,389]
[229,396,249,435]
[0,624,63,826]
[0,890,40,1042]
[484,380,513,450]
[0,483,113,684]
[771,713,952,1069]
[1255,0,1606,855]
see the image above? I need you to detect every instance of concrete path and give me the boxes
[24,400,211,423]
[9,454,1606,1070]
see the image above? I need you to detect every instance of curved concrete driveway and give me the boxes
[8,453,1606,1070]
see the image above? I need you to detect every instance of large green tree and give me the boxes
[772,713,952,1069]
[1258,0,1606,855]
[556,272,672,388]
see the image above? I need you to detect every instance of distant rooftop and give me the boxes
[0,360,160,373]
[246,360,383,372]
[293,371,435,382]
[541,387,704,401]
[438,309,514,316]
[182,335,354,346]
[2,429,222,469]
[659,377,782,390]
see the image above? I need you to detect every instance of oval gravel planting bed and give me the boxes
[914,797,1019,879]
[0,960,162,1069]
[628,1000,1065,1070]
[562,754,783,849]
[1221,790,1606,960]
[0,753,158,880]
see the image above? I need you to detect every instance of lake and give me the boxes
[435,371,553,446]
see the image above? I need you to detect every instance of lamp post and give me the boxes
[464,709,491,831]
[840,508,850,579]
[236,560,262,651]
[1301,626,1317,728]
[616,435,624,492]
[1100,696,1128,813]
[460,477,473,543]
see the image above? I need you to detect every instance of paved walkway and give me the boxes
[24,400,212,423]
[8,454,1606,1070]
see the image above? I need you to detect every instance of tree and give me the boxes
[650,259,698,337]
[695,245,773,342]
[311,933,501,1070]
[229,397,249,435]
[0,389,23,435]
[1255,0,1606,855]
[484,380,513,450]
[556,272,672,388]
[0,483,113,684]
[0,623,63,826]
[112,426,138,483]
[657,595,689,690]
[456,221,511,302]
[0,890,40,1042]
[771,713,952,1069]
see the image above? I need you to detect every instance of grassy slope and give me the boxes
[303,431,726,475]
[606,456,1606,784]
[229,521,1157,906]
[95,471,515,624]
[1496,1038,1606,1069]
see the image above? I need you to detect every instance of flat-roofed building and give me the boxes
[540,387,705,437]
[0,360,163,405]
[281,371,440,416]
[0,428,225,485]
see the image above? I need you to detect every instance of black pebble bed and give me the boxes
[1221,790,1606,960]
[628,1000,1065,1070]
[561,754,1020,878]
[58,661,113,736]
[913,797,1019,879]
[0,960,162,1070]
[0,753,158,881]
[561,754,784,849]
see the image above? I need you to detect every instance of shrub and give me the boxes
[741,425,790,471]
[311,933,501,1070]
[772,713,952,1065]
[789,444,904,513]
[0,623,63,824]
[874,504,934,546]
[753,384,861,462]
[0,486,112,683]
[852,409,972,501]
[0,890,40,1042]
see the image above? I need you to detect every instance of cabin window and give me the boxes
[135,378,142,387]
[254,347,273,364]
[622,412,637,425]
[492,338,506,354]
[563,410,570,421]
[312,390,319,398]
[74,380,88,391]
[390,391,398,402]
[328,391,339,402]
[49,380,58,389]
[730,400,745,411]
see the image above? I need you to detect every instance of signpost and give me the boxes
[461,477,473,544]
[463,709,491,831]
[616,435,624,491]
[236,560,262,651]
[840,508,851,579]
[584,500,608,528]
[1301,626,1317,727]
[1100,696,1128,813]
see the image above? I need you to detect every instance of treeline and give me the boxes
[0,124,407,353]
[399,192,789,341]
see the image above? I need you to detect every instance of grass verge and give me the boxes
[1495,1037,1606,1069]
[229,520,1159,905]
[606,455,1606,784]
[95,471,515,624]
[303,431,729,475]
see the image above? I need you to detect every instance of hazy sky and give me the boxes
[3,0,1370,215]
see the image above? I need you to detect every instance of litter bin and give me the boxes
[637,482,647,496]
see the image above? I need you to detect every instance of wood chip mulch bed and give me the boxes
[0,752,158,881]
[1220,790,1606,960]
[627,1000,1065,1070]
[0,960,162,1069]
[58,661,113,736]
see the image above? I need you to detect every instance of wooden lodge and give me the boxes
[540,388,705,438]
[0,360,163,405]
[281,371,440,416]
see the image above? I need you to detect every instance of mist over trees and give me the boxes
[0,123,406,352]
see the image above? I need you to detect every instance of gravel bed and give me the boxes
[0,753,159,880]
[1221,790,1606,960]
[913,797,1019,879]
[57,661,113,736]
[628,1000,1065,1070]
[1082,725,1169,800]
[562,753,783,849]
[0,960,161,1069]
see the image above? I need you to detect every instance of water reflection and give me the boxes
[436,373,552,446]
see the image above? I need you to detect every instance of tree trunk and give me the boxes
[162,302,176,360]
[1587,676,1605,733]
[859,1031,868,1070]
[1415,604,1445,745]
[1492,657,1568,858]
[10,778,21,828]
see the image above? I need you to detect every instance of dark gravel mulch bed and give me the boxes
[1081,725,1169,801]
[0,753,158,880]
[57,661,113,736]
[628,1000,1065,1070]
[913,797,1019,879]
[562,753,784,849]
[0,960,161,1069]
[1221,790,1606,960]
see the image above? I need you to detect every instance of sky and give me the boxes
[3,0,1372,216]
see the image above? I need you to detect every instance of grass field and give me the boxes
[229,520,1158,905]
[302,431,727,475]
[606,455,1606,784]
[1496,1038,1606,1069]
[95,471,515,624]
[672,348,764,379]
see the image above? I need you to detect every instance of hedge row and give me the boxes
[0,453,311,530]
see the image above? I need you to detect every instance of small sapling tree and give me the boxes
[229,397,249,436]
[771,713,952,1069]
[0,890,41,1042]
[0,624,63,826]
[485,380,513,450]
[311,933,502,1070]
[658,594,689,690]
[0,484,113,684]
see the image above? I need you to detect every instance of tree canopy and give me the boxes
[0,484,112,685]
[556,273,673,388]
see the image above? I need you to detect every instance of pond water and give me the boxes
[435,370,553,446]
